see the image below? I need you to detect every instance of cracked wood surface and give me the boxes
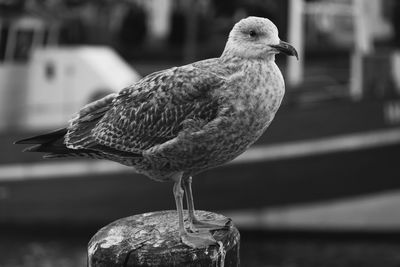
[88,210,240,266]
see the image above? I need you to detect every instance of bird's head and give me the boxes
[222,16,298,61]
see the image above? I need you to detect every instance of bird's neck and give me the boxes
[219,54,276,74]
[218,54,284,117]
[220,47,276,62]
[220,53,276,69]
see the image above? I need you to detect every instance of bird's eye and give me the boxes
[249,30,257,37]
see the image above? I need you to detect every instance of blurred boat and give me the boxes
[1,13,400,230]
[1,93,400,226]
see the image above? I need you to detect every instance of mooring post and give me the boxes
[88,210,240,267]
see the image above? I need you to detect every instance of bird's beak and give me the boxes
[270,40,299,60]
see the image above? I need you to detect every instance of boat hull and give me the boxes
[1,98,400,225]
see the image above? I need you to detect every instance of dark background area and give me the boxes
[1,0,400,266]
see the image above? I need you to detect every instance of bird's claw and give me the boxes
[181,231,218,248]
[191,217,232,232]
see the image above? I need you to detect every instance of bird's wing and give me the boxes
[84,65,226,154]
[65,93,117,149]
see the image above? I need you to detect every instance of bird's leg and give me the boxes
[172,173,216,248]
[173,175,186,236]
[182,176,197,232]
[182,176,232,232]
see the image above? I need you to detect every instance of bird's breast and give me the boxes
[226,61,285,132]
[139,61,286,178]
[194,61,286,168]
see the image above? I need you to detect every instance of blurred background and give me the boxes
[1,0,400,266]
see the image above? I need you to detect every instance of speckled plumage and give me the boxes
[18,17,293,182]
[66,55,283,181]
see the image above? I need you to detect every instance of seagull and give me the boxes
[15,16,298,248]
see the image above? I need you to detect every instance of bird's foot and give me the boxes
[189,217,232,233]
[181,231,217,248]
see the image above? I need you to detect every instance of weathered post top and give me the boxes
[88,210,240,267]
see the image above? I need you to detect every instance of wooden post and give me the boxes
[88,210,240,267]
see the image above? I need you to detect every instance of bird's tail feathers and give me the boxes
[15,128,75,157]
[14,128,67,145]
[15,94,116,158]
